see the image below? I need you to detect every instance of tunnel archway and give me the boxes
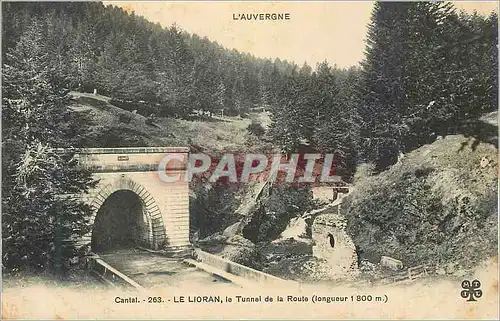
[86,176,167,251]
[91,190,153,253]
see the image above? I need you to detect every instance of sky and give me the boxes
[104,1,498,69]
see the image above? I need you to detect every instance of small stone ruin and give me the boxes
[311,211,359,278]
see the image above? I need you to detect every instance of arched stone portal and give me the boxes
[88,176,165,250]
[75,147,191,254]
[91,189,160,252]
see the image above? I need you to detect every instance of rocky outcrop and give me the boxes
[279,217,307,239]
[222,222,240,238]
[221,182,271,237]
[218,235,255,260]
[197,233,264,270]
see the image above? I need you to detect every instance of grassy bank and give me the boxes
[342,116,498,269]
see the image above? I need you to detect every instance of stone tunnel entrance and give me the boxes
[91,190,153,253]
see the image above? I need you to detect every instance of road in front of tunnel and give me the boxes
[97,248,239,289]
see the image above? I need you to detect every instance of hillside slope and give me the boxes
[342,112,498,270]
[69,92,272,154]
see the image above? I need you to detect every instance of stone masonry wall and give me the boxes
[77,147,191,251]
[311,212,358,278]
[87,171,190,249]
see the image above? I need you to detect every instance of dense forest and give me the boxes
[3,2,497,172]
[2,2,301,119]
[2,1,498,273]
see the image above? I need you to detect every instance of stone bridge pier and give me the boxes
[74,147,191,254]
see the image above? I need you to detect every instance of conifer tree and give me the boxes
[358,2,412,171]
[359,1,497,170]
[2,22,96,273]
[313,63,361,179]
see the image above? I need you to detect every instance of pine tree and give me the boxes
[213,78,226,116]
[358,2,412,171]
[313,63,361,179]
[95,32,124,96]
[157,24,196,117]
[67,20,97,92]
[359,1,497,168]
[269,67,316,153]
[401,2,461,148]
[399,3,497,147]
[2,22,97,273]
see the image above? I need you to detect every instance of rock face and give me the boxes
[217,235,263,269]
[197,233,263,269]
[219,181,271,238]
[311,212,358,278]
[280,217,307,239]
[222,222,240,238]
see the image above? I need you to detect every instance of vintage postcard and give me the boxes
[1,1,499,319]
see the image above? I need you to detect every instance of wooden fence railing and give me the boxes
[408,265,429,281]
[379,265,430,284]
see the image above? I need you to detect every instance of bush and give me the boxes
[353,163,376,182]
[81,126,149,147]
[118,113,132,124]
[230,244,266,271]
[247,121,266,138]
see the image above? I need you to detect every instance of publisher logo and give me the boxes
[461,279,482,302]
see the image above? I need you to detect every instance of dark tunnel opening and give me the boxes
[91,190,151,253]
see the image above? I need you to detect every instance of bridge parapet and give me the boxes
[76,147,189,154]
[74,147,188,173]
[193,249,300,289]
